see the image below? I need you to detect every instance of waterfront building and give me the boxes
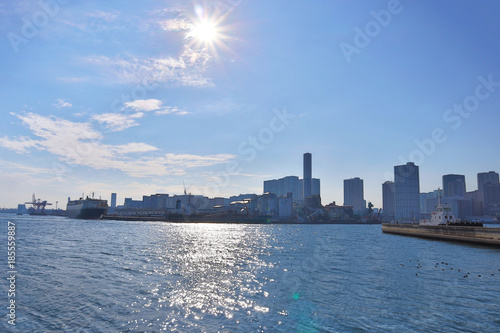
[303,152,312,199]
[143,193,169,209]
[278,196,293,217]
[443,174,466,198]
[382,181,395,220]
[419,189,442,216]
[324,201,353,220]
[477,171,499,193]
[394,162,420,221]
[299,178,320,200]
[124,198,143,209]
[263,176,319,202]
[257,192,278,216]
[109,193,117,214]
[464,190,484,216]
[484,183,500,216]
[441,196,473,219]
[264,176,300,200]
[17,204,28,214]
[344,177,366,213]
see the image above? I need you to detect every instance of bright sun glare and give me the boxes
[187,5,232,56]
[189,20,218,43]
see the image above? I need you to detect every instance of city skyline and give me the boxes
[1,1,500,208]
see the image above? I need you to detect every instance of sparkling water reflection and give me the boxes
[1,215,499,332]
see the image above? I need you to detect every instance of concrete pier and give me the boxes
[382,223,500,247]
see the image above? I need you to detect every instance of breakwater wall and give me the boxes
[382,223,500,247]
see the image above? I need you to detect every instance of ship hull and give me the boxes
[67,199,108,219]
[67,207,107,219]
[382,223,500,247]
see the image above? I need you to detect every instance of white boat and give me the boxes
[420,195,460,226]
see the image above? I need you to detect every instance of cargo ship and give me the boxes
[382,198,500,246]
[66,196,108,219]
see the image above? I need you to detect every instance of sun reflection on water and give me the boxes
[127,224,287,330]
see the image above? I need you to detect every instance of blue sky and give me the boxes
[1,0,500,208]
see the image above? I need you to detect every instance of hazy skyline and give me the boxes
[1,0,500,208]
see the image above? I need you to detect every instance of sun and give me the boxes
[189,20,219,44]
[186,5,234,57]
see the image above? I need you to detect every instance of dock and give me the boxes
[382,223,500,247]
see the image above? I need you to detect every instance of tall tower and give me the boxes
[477,171,499,193]
[110,193,117,214]
[303,153,312,199]
[382,181,395,220]
[344,177,366,213]
[442,174,466,197]
[394,162,420,221]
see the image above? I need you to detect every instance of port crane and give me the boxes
[25,193,52,215]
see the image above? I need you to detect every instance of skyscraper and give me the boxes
[382,181,395,220]
[110,193,117,214]
[442,174,466,197]
[394,162,420,221]
[303,152,312,199]
[477,171,499,193]
[344,177,366,213]
[484,183,500,216]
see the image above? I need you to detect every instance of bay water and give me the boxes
[1,214,499,332]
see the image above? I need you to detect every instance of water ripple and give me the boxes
[1,216,499,332]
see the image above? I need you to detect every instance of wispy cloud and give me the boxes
[53,98,72,108]
[160,17,191,31]
[0,136,39,154]
[155,106,189,116]
[124,99,163,112]
[123,99,189,116]
[0,113,235,177]
[86,9,119,22]
[91,113,140,132]
[82,47,213,87]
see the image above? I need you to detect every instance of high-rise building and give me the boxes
[477,171,499,193]
[264,176,319,202]
[443,174,466,197]
[484,183,500,216]
[394,162,420,221]
[382,181,395,220]
[344,177,366,213]
[311,178,320,198]
[109,193,117,214]
[303,153,312,199]
[464,190,484,216]
[420,189,443,215]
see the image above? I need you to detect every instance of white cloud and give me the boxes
[0,113,235,178]
[53,98,72,108]
[124,99,162,112]
[122,99,189,116]
[86,9,119,22]
[92,113,139,132]
[160,18,191,31]
[0,136,39,153]
[155,106,189,116]
[82,47,213,87]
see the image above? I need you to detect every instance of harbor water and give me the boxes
[1,214,499,332]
